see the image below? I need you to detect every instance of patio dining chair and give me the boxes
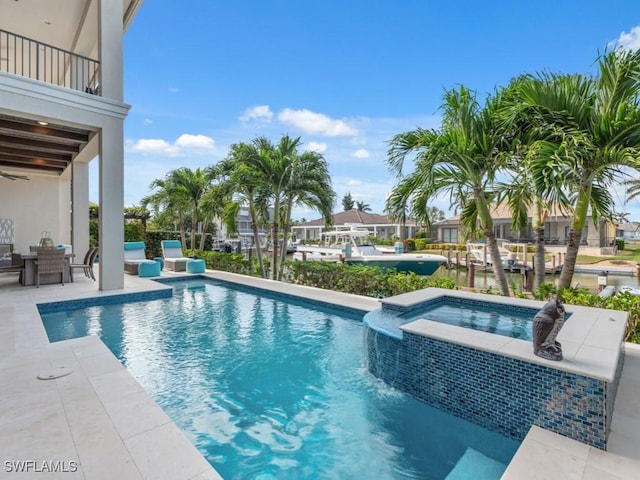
[69,246,99,282]
[0,253,25,284]
[34,247,66,287]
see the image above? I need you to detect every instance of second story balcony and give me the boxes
[0,29,100,95]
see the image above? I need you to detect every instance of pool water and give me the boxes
[41,280,519,479]
[399,300,538,340]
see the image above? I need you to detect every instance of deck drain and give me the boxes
[37,366,73,380]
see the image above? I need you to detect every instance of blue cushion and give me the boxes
[186,258,205,274]
[124,241,146,251]
[138,260,161,277]
[161,240,182,249]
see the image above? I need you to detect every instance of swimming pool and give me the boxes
[40,279,519,479]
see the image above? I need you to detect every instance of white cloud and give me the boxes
[175,134,215,151]
[169,86,179,93]
[305,141,328,153]
[611,26,640,51]
[128,139,181,157]
[346,179,363,186]
[239,105,274,122]
[127,134,215,157]
[351,148,370,159]
[143,118,153,125]
[277,108,358,137]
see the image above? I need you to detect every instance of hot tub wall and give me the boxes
[365,326,620,449]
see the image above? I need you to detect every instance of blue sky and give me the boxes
[93,1,640,221]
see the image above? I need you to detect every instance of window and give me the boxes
[442,228,458,243]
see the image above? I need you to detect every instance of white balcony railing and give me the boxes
[0,29,100,95]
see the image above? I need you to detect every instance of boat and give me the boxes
[293,227,447,275]
[619,286,640,296]
[467,241,525,271]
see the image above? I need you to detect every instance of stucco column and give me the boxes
[72,161,90,257]
[99,118,124,290]
[98,0,124,101]
[97,0,125,290]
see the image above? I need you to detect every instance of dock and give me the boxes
[441,249,563,275]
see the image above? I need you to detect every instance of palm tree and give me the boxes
[277,148,334,279]
[220,144,271,278]
[355,201,371,212]
[625,177,640,202]
[386,85,512,296]
[142,175,191,247]
[505,49,640,291]
[170,167,213,250]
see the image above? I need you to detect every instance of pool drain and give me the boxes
[37,366,73,380]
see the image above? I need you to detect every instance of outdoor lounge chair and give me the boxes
[70,246,99,281]
[124,241,150,274]
[161,240,190,272]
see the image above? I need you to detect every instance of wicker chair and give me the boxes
[34,247,66,287]
[0,253,24,283]
[69,246,99,282]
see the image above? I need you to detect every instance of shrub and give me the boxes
[283,261,456,298]
[405,238,416,252]
[616,239,625,251]
[530,283,640,343]
[414,238,427,250]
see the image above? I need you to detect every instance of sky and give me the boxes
[91,0,640,222]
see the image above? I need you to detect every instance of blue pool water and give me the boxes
[398,300,538,340]
[41,280,519,479]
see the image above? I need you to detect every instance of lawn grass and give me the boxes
[576,246,640,265]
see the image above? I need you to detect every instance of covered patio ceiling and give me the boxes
[0,113,93,177]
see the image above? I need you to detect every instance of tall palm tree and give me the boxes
[221,145,271,278]
[505,49,640,291]
[386,85,512,296]
[142,176,191,246]
[277,148,334,279]
[170,167,213,249]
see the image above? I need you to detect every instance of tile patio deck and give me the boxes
[0,267,639,479]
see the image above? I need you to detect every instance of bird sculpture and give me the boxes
[532,297,566,361]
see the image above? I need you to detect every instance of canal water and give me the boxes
[433,266,640,294]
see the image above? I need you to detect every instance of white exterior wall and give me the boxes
[0,175,69,252]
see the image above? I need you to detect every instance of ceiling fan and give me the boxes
[0,170,30,181]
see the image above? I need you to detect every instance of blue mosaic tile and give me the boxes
[156,276,368,320]
[37,288,173,314]
[365,323,620,450]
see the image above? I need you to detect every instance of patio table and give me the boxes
[20,252,75,286]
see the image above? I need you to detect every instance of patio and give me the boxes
[1,268,639,479]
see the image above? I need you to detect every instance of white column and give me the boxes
[97,0,125,290]
[98,0,124,101]
[99,118,124,290]
[72,162,90,257]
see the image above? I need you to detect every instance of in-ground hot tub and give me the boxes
[364,288,627,449]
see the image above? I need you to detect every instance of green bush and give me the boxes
[283,261,456,298]
[143,231,213,259]
[616,239,625,251]
[531,283,640,343]
[405,238,416,252]
[414,238,427,250]
[195,250,265,276]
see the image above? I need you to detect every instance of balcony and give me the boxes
[0,29,100,95]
